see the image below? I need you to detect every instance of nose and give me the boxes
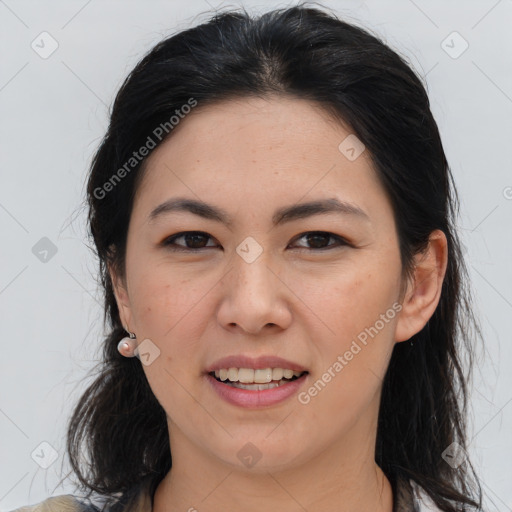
[216,250,293,335]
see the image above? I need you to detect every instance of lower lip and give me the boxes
[205,373,308,408]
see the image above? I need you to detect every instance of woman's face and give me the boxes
[111,95,430,473]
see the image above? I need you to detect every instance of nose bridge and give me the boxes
[231,237,275,296]
[218,236,291,333]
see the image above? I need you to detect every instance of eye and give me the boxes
[162,231,218,251]
[290,231,350,251]
[161,231,350,252]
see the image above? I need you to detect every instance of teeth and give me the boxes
[226,380,291,390]
[213,367,304,383]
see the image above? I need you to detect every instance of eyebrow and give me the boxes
[147,196,370,228]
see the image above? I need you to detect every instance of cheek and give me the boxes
[130,270,210,410]
[297,264,398,339]
[297,254,400,378]
[130,265,208,339]
[298,275,398,435]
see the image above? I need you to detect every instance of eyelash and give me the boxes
[161,231,351,252]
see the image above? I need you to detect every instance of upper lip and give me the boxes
[205,355,308,373]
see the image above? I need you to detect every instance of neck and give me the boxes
[153,420,393,512]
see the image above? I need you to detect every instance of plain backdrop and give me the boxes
[1,0,511,510]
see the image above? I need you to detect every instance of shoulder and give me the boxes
[9,475,155,512]
[9,494,100,512]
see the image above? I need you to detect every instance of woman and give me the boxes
[13,4,483,512]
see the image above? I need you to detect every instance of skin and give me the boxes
[109,95,448,512]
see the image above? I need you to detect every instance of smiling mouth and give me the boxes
[208,370,308,390]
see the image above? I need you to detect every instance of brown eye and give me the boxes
[162,230,349,253]
[163,231,218,251]
[290,231,349,250]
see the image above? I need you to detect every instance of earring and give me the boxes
[118,331,137,357]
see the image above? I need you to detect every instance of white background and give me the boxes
[1,0,511,510]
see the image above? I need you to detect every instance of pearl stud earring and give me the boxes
[117,331,137,357]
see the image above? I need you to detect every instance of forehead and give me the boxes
[131,95,386,225]
[158,95,352,154]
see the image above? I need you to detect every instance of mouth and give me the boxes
[208,369,309,391]
[204,356,310,407]
[205,368,309,408]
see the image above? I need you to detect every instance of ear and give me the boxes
[108,261,134,333]
[394,229,448,343]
